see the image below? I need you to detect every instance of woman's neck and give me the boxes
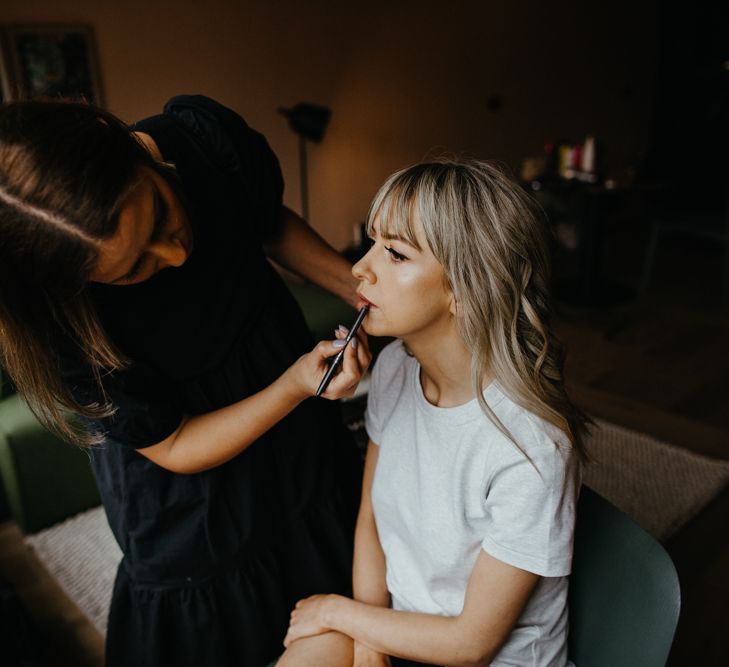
[405,326,482,408]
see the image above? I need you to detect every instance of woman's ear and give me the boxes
[444,278,459,316]
[448,292,459,317]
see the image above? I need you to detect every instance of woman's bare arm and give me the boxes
[286,548,539,667]
[265,206,359,308]
[353,441,390,606]
[137,331,370,474]
[352,441,391,666]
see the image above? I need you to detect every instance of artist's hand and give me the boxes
[283,594,338,647]
[354,642,392,667]
[283,325,371,400]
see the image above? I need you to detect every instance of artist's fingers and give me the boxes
[335,337,364,395]
[315,339,343,358]
[334,324,349,340]
[321,338,360,398]
[353,328,372,370]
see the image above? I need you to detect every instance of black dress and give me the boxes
[61,96,361,667]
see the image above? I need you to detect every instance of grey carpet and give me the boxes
[26,505,120,635]
[583,419,729,541]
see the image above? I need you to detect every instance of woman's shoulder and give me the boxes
[376,338,409,362]
[163,95,239,117]
[161,95,271,167]
[364,340,415,442]
[371,339,412,378]
[489,388,573,465]
[162,95,251,139]
[369,340,413,400]
[159,95,284,237]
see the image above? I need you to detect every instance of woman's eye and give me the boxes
[151,202,170,243]
[385,246,408,262]
[123,256,145,281]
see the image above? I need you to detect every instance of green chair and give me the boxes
[568,486,681,667]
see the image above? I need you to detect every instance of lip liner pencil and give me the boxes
[315,305,369,397]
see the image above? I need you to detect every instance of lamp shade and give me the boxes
[278,103,331,143]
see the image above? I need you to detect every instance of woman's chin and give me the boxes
[363,320,395,339]
[362,321,381,337]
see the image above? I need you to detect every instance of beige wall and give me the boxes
[1,0,658,249]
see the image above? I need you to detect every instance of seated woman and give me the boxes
[278,159,588,667]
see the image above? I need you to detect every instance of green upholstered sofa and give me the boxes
[0,367,101,533]
[0,280,356,534]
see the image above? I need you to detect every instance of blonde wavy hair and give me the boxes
[366,159,589,461]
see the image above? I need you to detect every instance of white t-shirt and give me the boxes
[365,341,578,667]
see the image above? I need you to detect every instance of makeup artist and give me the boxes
[0,95,370,667]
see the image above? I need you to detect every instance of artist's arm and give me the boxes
[285,547,539,667]
[264,206,359,308]
[136,330,370,474]
[351,441,391,666]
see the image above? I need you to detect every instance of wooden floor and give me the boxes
[0,215,727,666]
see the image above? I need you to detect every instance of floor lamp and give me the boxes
[278,103,331,222]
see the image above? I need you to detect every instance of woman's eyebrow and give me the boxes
[112,254,144,284]
[380,230,420,250]
[110,184,165,283]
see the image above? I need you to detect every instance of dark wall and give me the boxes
[642,0,729,213]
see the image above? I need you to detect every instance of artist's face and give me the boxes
[352,213,454,341]
[89,167,193,286]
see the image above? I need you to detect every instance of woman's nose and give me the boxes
[149,236,187,267]
[352,253,375,283]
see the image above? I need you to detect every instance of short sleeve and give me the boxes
[480,429,577,577]
[163,95,285,242]
[64,360,183,450]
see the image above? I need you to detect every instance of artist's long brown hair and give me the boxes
[366,159,590,462]
[0,100,162,445]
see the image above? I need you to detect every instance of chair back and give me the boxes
[568,487,680,667]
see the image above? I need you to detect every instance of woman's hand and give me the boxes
[282,325,371,401]
[353,642,392,667]
[283,594,338,647]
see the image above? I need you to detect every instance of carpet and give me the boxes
[582,419,729,540]
[24,418,729,638]
[26,506,120,635]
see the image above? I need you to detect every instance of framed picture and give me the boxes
[1,24,103,105]
[0,32,11,103]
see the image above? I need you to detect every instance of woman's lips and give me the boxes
[357,293,376,309]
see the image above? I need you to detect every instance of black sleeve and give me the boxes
[63,360,183,450]
[163,95,285,242]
